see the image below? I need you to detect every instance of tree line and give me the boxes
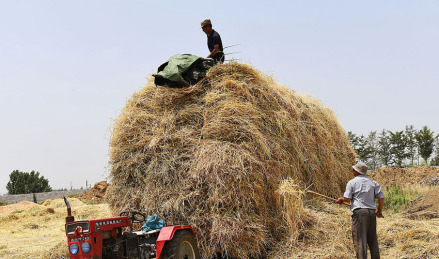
[5,170,94,195]
[348,125,439,170]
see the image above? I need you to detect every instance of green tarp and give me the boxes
[153,54,214,87]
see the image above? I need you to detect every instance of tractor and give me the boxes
[63,197,200,259]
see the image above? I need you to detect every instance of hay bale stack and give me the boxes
[107,62,355,258]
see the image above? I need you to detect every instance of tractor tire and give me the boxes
[160,230,200,259]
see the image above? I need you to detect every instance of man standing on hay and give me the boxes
[201,19,225,63]
[336,161,384,259]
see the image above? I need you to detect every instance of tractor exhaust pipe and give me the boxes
[63,196,75,223]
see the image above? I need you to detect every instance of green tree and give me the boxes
[415,126,435,165]
[348,131,359,150]
[405,125,418,166]
[430,135,439,166]
[366,131,380,170]
[357,135,373,162]
[378,129,391,166]
[389,130,408,167]
[348,132,373,163]
[6,170,52,195]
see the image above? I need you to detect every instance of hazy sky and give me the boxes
[1,1,438,194]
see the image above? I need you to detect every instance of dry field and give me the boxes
[1,166,439,258]
[0,198,110,259]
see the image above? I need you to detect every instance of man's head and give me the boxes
[201,19,213,35]
[352,161,368,175]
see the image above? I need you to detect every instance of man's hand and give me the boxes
[376,210,384,218]
[207,44,220,58]
[336,197,351,205]
[336,197,345,204]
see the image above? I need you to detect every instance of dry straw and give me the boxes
[2,196,438,258]
[270,201,354,258]
[107,62,356,258]
[0,198,111,259]
[270,200,439,258]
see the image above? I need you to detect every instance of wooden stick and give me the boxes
[306,190,350,207]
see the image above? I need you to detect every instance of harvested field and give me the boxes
[377,216,439,258]
[272,170,439,258]
[2,196,439,258]
[107,62,356,258]
[0,198,111,259]
[271,200,439,258]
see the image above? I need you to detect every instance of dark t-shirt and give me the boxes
[207,29,224,62]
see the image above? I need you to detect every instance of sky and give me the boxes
[1,1,438,194]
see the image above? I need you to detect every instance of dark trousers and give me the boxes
[352,209,380,259]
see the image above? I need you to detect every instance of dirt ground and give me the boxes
[420,176,439,185]
[76,181,109,204]
[0,200,38,214]
[403,185,439,220]
[369,166,439,188]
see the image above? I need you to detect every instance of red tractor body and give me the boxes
[155,225,196,258]
[66,216,130,258]
[64,197,199,259]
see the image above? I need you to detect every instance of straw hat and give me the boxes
[201,19,212,28]
[352,161,368,175]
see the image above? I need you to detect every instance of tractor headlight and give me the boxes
[69,243,79,255]
[81,241,91,253]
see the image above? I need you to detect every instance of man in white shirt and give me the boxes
[336,161,384,259]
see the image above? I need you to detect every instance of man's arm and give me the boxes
[207,44,219,58]
[337,181,351,205]
[376,198,384,218]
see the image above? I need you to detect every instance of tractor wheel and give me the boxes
[161,230,200,259]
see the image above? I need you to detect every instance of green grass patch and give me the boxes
[0,201,6,206]
[12,210,24,214]
[382,185,429,213]
[82,200,99,205]
[67,193,78,198]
